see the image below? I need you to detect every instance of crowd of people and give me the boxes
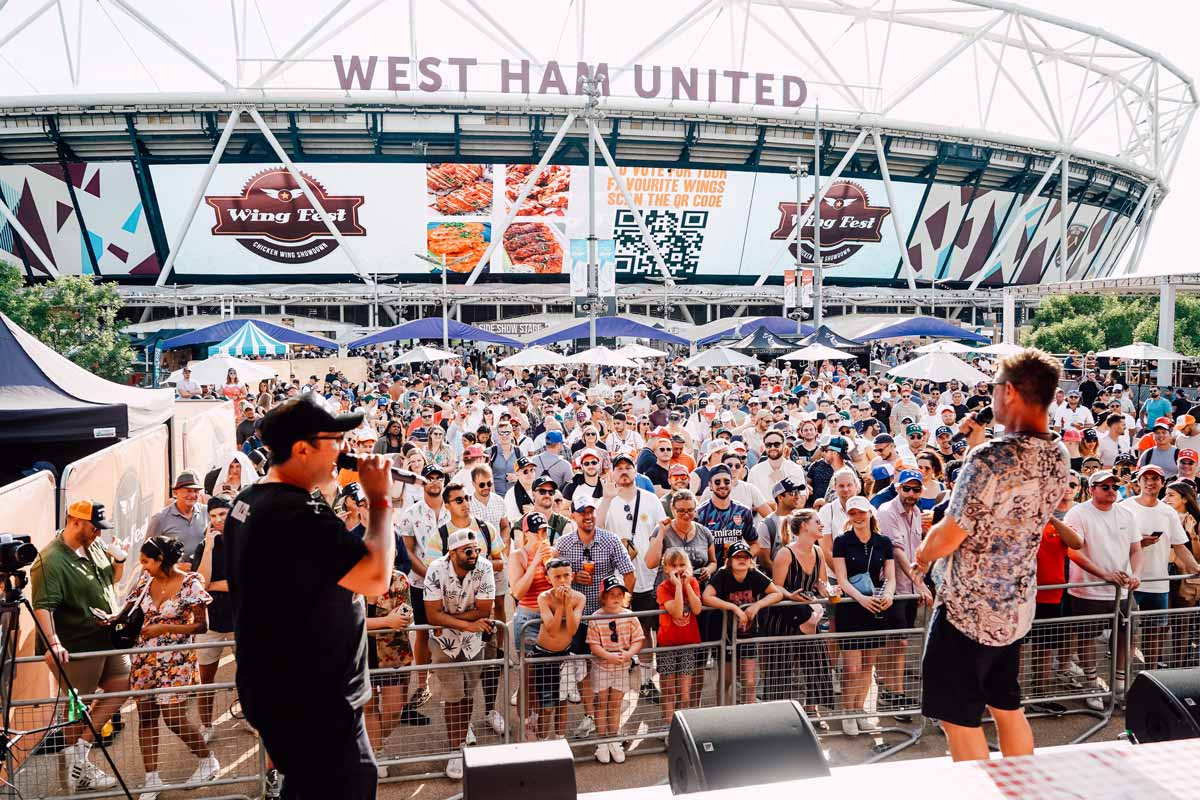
[29,338,1200,793]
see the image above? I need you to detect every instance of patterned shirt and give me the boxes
[696,499,755,567]
[554,528,635,615]
[399,499,450,589]
[938,434,1071,646]
[423,554,495,659]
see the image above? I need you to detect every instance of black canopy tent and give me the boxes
[0,313,173,482]
[798,325,871,369]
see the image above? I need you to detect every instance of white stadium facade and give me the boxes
[0,0,1194,334]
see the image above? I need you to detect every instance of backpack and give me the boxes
[439,517,493,556]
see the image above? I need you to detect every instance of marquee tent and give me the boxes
[729,326,797,355]
[682,347,761,369]
[529,317,689,346]
[0,313,173,445]
[207,321,289,357]
[696,317,814,346]
[349,318,520,348]
[854,316,989,343]
[163,319,337,350]
[386,346,459,365]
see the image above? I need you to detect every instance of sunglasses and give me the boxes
[459,546,481,556]
[476,480,493,488]
[581,460,599,467]
[536,488,555,495]
[1093,484,1119,491]
[607,620,619,643]
[656,447,672,453]
[675,506,696,515]
[711,478,731,486]
[899,485,922,493]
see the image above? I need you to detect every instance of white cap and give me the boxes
[446,528,482,551]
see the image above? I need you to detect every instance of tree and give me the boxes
[0,261,135,382]
[1132,294,1200,356]
[1023,291,1195,356]
[1024,316,1103,353]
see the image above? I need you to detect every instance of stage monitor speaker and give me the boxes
[462,739,576,800]
[668,699,829,794]
[1126,668,1200,744]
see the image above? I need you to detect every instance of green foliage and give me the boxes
[1024,291,1195,356]
[0,261,134,382]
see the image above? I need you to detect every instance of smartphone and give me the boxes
[1151,531,1164,538]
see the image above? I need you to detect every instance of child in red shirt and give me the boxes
[655,547,702,728]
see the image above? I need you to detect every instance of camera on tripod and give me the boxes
[0,534,36,574]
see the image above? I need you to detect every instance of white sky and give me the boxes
[0,0,1194,279]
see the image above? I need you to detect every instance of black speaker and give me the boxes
[1126,668,1200,744]
[462,739,576,800]
[668,700,830,794]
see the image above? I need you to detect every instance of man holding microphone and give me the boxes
[914,350,1071,762]
[224,393,396,798]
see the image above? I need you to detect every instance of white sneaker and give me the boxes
[68,756,117,791]
[609,741,626,763]
[595,743,611,764]
[573,714,597,738]
[487,709,507,736]
[138,771,163,800]
[464,723,478,746]
[1086,695,1107,711]
[446,756,464,780]
[188,755,221,784]
[841,718,860,736]
[199,725,214,744]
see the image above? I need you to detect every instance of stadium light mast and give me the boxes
[813,101,823,331]
[583,76,603,350]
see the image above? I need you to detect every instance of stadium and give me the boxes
[0,0,1194,332]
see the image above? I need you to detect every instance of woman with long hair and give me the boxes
[424,427,458,474]
[124,536,218,797]
[220,368,246,404]
[765,510,834,717]
[830,498,897,736]
[1166,481,1200,666]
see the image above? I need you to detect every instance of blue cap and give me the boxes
[935,425,953,437]
[952,438,968,454]
[546,430,564,445]
[873,433,894,445]
[897,469,923,486]
[870,463,895,481]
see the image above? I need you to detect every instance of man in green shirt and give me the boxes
[31,500,128,792]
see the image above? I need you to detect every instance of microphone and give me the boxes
[336,452,426,485]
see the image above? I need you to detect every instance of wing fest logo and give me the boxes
[770,180,891,266]
[206,168,365,264]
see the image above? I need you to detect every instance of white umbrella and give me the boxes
[166,354,278,385]
[781,343,858,362]
[976,342,1025,356]
[887,352,991,385]
[616,343,667,360]
[683,347,761,369]
[914,340,975,354]
[568,346,641,368]
[1096,342,1191,361]
[497,346,570,367]
[386,346,458,366]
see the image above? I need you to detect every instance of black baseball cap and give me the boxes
[532,475,558,491]
[421,464,447,480]
[516,456,534,470]
[601,574,630,594]
[726,541,753,559]
[260,393,363,458]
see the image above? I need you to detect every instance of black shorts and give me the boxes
[894,599,917,632]
[631,590,659,632]
[410,585,428,625]
[569,623,591,656]
[921,608,1022,728]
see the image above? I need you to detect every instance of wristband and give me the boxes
[368,497,393,510]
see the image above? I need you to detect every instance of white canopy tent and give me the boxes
[497,347,570,367]
[887,353,991,385]
[914,341,975,354]
[682,347,761,369]
[1096,342,1192,361]
[165,355,279,386]
[781,344,858,362]
[568,346,641,368]
[617,344,668,360]
[386,346,458,366]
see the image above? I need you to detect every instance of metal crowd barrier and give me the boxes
[8,580,1151,796]
[515,608,722,759]
[10,639,262,800]
[1125,573,1200,688]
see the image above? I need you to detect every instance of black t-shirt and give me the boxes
[192,534,232,633]
[563,477,603,503]
[223,483,370,718]
[832,531,893,585]
[643,462,670,491]
[236,418,257,446]
[965,394,991,412]
[869,400,892,430]
[708,566,772,636]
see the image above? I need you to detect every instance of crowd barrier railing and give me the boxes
[8,581,1149,795]
[514,608,722,759]
[10,639,263,800]
[1124,573,1200,691]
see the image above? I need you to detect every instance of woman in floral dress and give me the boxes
[125,536,219,798]
[363,558,418,777]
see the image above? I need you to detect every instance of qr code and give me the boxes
[612,209,708,280]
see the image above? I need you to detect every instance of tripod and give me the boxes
[0,571,132,799]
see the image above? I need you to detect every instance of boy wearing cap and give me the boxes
[423,528,496,779]
[586,575,645,764]
[32,500,128,791]
[147,471,208,569]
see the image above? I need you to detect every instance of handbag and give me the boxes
[111,580,151,649]
[847,541,876,596]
